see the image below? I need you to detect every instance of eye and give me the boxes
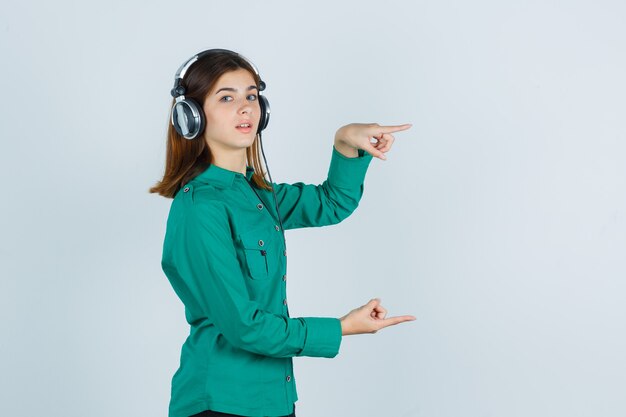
[219,96,233,102]
[247,94,258,101]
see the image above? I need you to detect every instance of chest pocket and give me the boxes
[239,226,275,280]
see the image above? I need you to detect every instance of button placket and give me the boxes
[243,179,286,245]
[241,178,289,283]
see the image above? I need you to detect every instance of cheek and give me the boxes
[202,116,229,140]
[203,107,227,127]
[253,103,262,122]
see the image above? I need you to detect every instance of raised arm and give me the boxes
[268,122,412,230]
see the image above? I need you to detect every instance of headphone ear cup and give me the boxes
[257,94,270,133]
[171,98,205,139]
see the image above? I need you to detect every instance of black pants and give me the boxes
[189,404,295,417]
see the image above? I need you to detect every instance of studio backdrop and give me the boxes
[1,1,625,417]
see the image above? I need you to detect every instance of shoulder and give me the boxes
[168,183,230,227]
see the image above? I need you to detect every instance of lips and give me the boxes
[235,121,253,133]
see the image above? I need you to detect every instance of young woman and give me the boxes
[150,49,415,417]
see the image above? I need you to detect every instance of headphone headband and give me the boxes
[172,49,265,97]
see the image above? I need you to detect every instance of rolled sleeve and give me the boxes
[297,317,343,358]
[328,146,374,189]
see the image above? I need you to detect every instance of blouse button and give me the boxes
[283,250,287,256]
[283,299,288,305]
[275,225,280,231]
[286,375,292,382]
[183,187,190,193]
[257,203,263,210]
[258,240,264,247]
[282,274,287,282]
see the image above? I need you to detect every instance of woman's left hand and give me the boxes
[334,122,412,160]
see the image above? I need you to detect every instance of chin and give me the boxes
[226,138,255,151]
[243,135,258,146]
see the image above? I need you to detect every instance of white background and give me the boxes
[1,1,625,416]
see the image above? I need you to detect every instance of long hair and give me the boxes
[150,51,272,198]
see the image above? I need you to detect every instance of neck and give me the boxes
[209,148,248,176]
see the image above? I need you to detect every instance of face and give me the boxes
[202,68,261,154]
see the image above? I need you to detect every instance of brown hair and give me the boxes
[149,51,272,198]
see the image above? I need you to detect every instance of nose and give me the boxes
[239,100,252,115]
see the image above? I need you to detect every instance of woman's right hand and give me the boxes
[339,298,416,336]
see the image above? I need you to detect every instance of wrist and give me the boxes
[334,138,358,158]
[339,317,351,336]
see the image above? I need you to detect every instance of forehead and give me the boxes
[212,68,256,90]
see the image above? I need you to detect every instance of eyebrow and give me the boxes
[214,85,258,95]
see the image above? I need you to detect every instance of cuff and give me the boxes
[297,317,343,358]
[328,145,374,189]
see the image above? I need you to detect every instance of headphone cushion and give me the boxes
[257,95,270,133]
[172,98,205,139]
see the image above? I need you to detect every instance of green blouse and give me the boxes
[161,145,373,417]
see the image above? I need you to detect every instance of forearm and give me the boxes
[215,309,342,358]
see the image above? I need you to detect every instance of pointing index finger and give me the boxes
[379,315,417,329]
[378,123,412,134]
